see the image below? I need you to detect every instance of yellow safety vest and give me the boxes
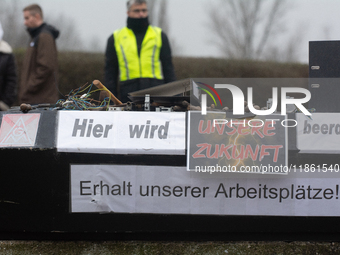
[114,26,163,81]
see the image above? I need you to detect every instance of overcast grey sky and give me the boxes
[17,0,340,63]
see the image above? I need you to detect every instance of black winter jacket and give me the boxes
[0,40,17,107]
[19,23,59,105]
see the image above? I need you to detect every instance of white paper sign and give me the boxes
[71,164,340,216]
[57,111,185,154]
[296,113,340,153]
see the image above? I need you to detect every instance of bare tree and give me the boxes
[208,0,293,61]
[147,0,180,56]
[156,0,169,35]
[148,0,169,34]
[263,24,305,62]
[147,0,157,24]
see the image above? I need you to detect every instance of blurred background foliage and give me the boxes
[14,50,309,102]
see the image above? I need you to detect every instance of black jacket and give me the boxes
[0,41,17,107]
[104,17,176,102]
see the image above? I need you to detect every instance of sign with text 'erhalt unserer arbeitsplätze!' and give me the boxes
[57,111,185,155]
[70,164,340,216]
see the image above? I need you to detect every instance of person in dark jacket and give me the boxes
[0,21,17,110]
[104,0,176,103]
[19,4,60,105]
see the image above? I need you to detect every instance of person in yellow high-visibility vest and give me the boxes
[104,0,176,103]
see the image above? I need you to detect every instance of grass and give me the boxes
[1,241,340,255]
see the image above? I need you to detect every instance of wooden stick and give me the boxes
[92,80,122,105]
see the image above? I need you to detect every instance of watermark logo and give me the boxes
[198,84,311,116]
[196,82,223,113]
